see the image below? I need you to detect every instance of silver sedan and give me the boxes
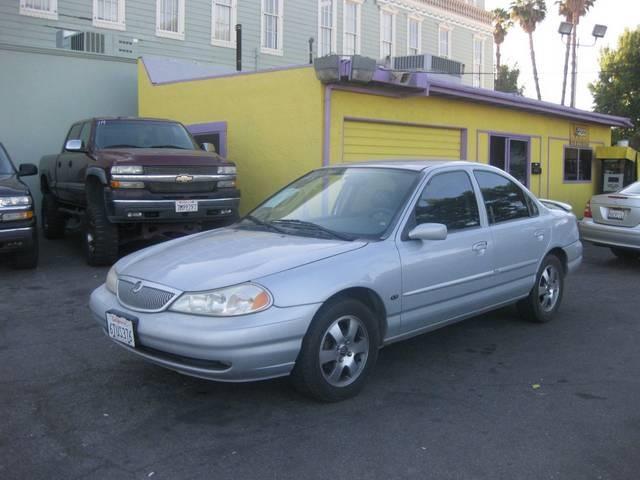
[90,161,582,401]
[579,181,640,260]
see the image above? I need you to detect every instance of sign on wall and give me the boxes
[570,124,590,147]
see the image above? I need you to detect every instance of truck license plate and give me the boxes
[175,200,198,213]
[106,312,136,347]
[607,208,625,220]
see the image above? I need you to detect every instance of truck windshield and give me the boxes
[245,167,419,239]
[94,120,197,150]
[0,145,15,174]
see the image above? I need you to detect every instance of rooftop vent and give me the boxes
[393,54,465,79]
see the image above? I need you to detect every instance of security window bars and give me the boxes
[473,37,483,87]
[20,0,58,19]
[380,10,394,59]
[156,0,185,40]
[262,0,283,54]
[93,0,125,30]
[343,1,360,55]
[318,0,336,57]
[212,0,236,46]
[408,17,421,55]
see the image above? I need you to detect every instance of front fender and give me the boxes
[86,167,107,185]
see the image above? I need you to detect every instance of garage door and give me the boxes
[342,120,462,162]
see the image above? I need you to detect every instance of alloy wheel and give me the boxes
[318,315,369,387]
[538,265,560,312]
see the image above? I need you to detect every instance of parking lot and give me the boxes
[1,236,639,480]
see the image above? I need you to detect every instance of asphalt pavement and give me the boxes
[1,235,639,480]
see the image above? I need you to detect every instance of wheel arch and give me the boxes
[546,247,568,274]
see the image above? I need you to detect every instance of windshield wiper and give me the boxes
[271,219,354,241]
[243,215,288,234]
[149,145,190,149]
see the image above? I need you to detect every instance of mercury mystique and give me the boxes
[90,161,582,401]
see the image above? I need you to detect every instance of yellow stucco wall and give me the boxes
[138,62,324,213]
[139,61,612,215]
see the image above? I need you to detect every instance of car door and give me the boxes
[68,121,93,205]
[396,169,497,336]
[472,169,549,302]
[56,123,82,203]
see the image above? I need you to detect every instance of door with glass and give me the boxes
[489,135,530,187]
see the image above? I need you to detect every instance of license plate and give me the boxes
[607,208,625,220]
[175,200,198,213]
[106,312,136,347]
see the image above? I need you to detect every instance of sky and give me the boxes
[485,0,640,110]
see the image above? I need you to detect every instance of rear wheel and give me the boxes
[41,193,65,239]
[291,298,379,402]
[517,255,564,323]
[83,196,119,266]
[610,247,639,261]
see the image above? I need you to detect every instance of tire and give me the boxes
[610,247,639,261]
[11,235,39,270]
[41,193,65,239]
[291,298,380,402]
[517,254,564,323]
[83,196,119,266]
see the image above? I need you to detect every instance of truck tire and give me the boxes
[84,197,119,266]
[41,193,65,239]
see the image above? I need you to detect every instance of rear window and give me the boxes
[94,120,196,150]
[620,182,640,195]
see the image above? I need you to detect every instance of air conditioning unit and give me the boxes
[57,31,106,54]
[393,54,465,79]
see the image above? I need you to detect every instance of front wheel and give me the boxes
[291,298,379,402]
[83,199,119,266]
[517,255,564,323]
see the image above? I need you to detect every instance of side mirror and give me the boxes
[408,223,448,241]
[65,139,84,152]
[201,142,216,153]
[18,163,38,177]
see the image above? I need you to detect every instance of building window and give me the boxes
[564,147,593,182]
[439,25,451,58]
[407,16,421,55]
[379,8,396,59]
[19,0,58,20]
[262,0,284,55]
[317,0,337,57]
[343,0,361,55]
[473,36,484,88]
[156,0,185,40]
[212,0,237,47]
[93,0,126,31]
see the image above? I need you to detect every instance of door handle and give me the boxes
[68,160,73,167]
[58,161,61,168]
[472,241,488,254]
[534,230,545,240]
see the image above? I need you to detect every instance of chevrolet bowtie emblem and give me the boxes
[176,174,194,183]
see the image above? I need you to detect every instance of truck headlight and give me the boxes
[218,166,236,175]
[169,283,272,317]
[106,266,118,294]
[0,196,31,208]
[111,165,143,175]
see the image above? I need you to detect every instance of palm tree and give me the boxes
[511,0,547,101]
[492,8,513,72]
[557,0,596,106]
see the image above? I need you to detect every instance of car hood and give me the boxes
[96,148,228,167]
[115,227,367,292]
[0,174,29,196]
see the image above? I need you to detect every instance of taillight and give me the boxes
[583,200,592,218]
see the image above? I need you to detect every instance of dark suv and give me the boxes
[39,117,240,265]
[0,143,38,269]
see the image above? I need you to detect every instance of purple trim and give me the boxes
[187,121,228,157]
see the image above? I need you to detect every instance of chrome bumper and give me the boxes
[579,218,640,251]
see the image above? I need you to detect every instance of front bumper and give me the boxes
[579,218,640,251]
[105,190,240,223]
[0,222,36,253]
[89,284,319,382]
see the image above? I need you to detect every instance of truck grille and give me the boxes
[117,278,177,312]
[148,182,217,194]
[144,166,219,175]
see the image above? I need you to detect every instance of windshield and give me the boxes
[0,144,15,174]
[620,182,640,195]
[94,120,197,150]
[246,167,419,239]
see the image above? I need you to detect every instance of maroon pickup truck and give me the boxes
[39,117,240,265]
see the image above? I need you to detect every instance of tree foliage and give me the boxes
[492,8,513,71]
[590,28,640,147]
[495,64,524,95]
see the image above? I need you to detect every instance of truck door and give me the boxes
[68,122,93,205]
[57,123,82,203]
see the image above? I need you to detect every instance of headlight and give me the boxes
[218,166,236,175]
[0,196,31,208]
[111,165,143,175]
[106,266,118,294]
[169,283,272,317]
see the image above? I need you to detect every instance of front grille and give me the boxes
[117,278,177,312]
[144,166,219,175]
[147,182,217,194]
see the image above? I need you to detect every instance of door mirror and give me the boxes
[65,139,84,152]
[18,163,38,177]
[201,142,216,153]
[408,223,448,241]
